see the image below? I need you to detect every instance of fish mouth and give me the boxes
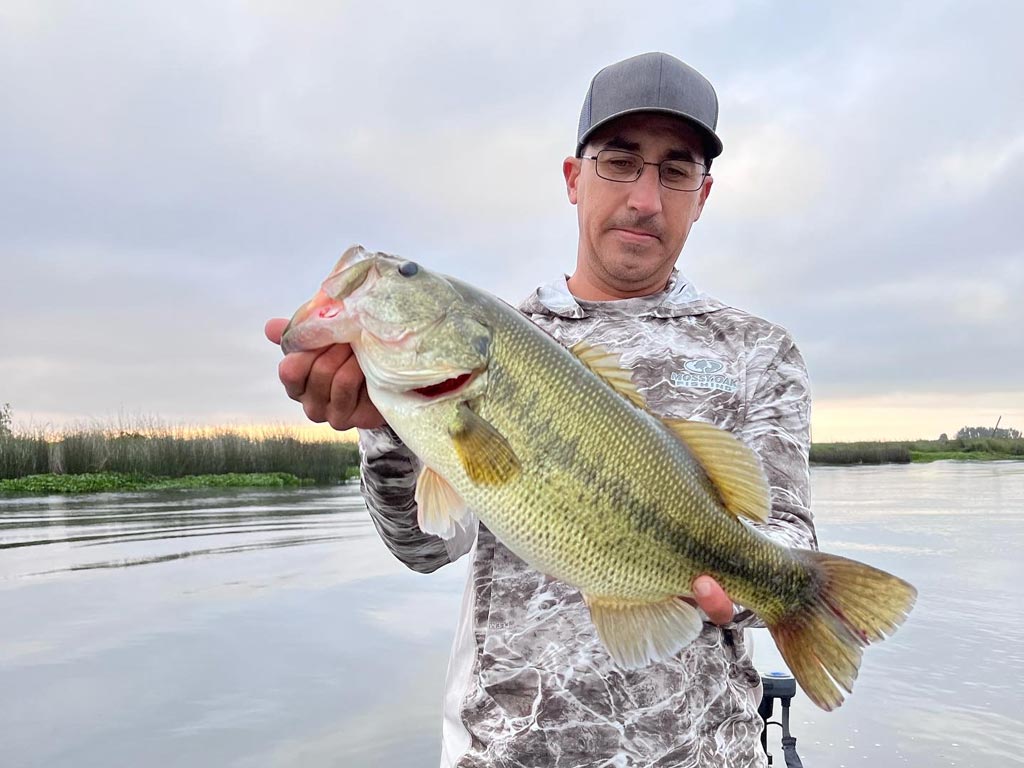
[280,289,351,354]
[321,246,376,301]
[280,248,378,354]
[411,371,476,399]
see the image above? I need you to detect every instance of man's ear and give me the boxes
[563,157,581,205]
[692,174,713,222]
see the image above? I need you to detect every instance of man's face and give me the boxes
[563,113,713,299]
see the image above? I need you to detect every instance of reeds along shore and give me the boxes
[3,425,1022,484]
[810,437,1024,465]
[0,425,359,483]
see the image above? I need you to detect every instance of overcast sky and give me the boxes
[1,0,1021,441]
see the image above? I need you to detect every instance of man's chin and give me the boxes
[593,240,676,287]
[604,257,666,285]
[605,239,663,264]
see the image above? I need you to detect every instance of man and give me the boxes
[266,52,815,767]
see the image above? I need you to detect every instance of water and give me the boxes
[1,463,1022,767]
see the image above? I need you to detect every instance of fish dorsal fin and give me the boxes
[661,419,770,524]
[585,594,703,669]
[414,466,472,540]
[570,341,647,409]
[449,402,521,486]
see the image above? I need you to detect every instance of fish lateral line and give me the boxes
[285,247,919,712]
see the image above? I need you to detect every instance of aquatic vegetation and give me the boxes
[0,423,359,483]
[811,438,1024,465]
[0,471,311,494]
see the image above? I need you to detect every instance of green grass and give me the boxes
[909,450,1013,463]
[0,471,310,494]
[812,437,1024,465]
[0,425,359,484]
[810,442,911,465]
[4,418,1019,483]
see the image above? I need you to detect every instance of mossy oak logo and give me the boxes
[671,358,737,393]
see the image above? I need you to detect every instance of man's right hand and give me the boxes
[265,317,386,430]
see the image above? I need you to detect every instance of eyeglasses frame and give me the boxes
[580,149,709,192]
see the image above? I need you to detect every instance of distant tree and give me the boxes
[956,425,1021,440]
[938,433,948,442]
[0,402,11,437]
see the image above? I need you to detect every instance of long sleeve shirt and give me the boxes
[358,271,815,768]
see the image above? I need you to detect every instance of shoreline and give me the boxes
[810,453,1024,466]
[2,451,1021,495]
[810,438,1024,466]
[0,472,330,495]
[0,429,360,490]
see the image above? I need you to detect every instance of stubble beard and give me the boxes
[593,244,670,294]
[600,221,667,288]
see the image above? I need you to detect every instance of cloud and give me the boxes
[923,133,1024,203]
[1,0,1021,435]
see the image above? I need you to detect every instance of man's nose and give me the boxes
[626,164,663,216]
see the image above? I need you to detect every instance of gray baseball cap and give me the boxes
[576,52,723,160]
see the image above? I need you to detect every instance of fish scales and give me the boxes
[399,282,798,607]
[281,247,917,711]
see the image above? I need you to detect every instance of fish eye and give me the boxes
[398,261,419,277]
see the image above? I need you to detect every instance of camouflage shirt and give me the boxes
[358,271,816,768]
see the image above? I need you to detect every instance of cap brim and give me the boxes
[576,107,723,160]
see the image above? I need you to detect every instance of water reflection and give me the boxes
[753,461,1024,768]
[0,486,375,578]
[0,484,468,768]
[1,464,1023,768]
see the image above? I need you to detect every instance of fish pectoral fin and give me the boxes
[570,340,647,409]
[661,419,771,524]
[585,595,704,669]
[414,466,472,540]
[449,402,521,486]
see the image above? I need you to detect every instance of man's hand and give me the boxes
[689,575,735,625]
[265,317,385,431]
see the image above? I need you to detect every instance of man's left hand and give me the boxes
[689,575,735,625]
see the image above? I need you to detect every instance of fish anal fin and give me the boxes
[414,466,470,540]
[662,419,770,523]
[585,595,703,669]
[449,403,521,486]
[570,340,647,409]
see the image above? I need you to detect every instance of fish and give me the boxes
[281,245,917,711]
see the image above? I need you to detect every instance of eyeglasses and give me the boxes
[581,149,708,192]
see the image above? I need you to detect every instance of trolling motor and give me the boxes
[758,671,805,767]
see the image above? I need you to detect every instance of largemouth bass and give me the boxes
[281,246,916,711]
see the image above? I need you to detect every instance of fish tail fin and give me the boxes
[767,551,917,711]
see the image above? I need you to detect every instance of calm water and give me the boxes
[1,463,1022,768]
